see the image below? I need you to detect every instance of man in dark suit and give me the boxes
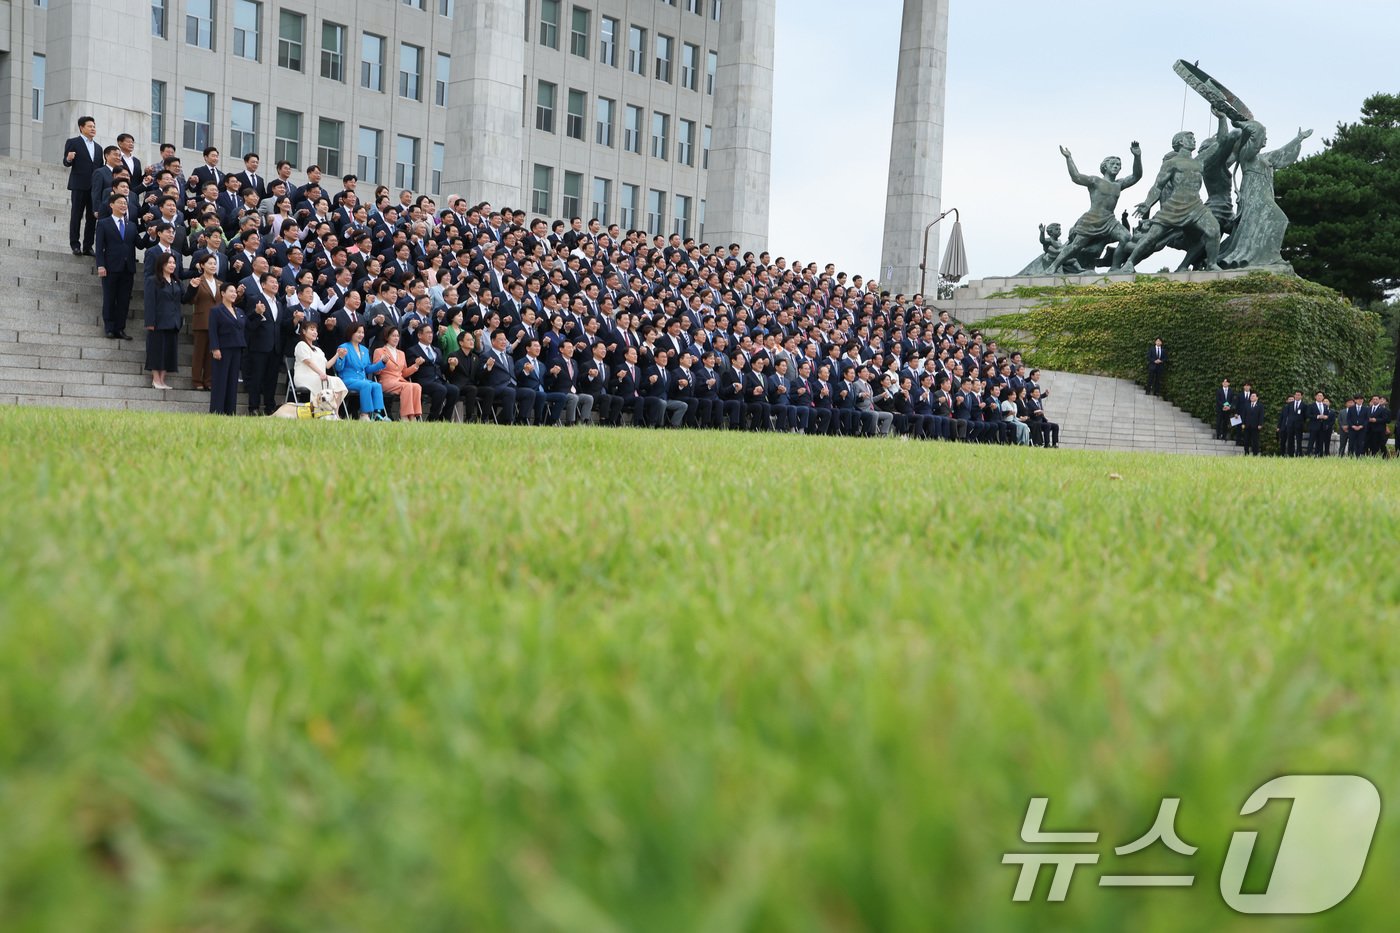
[580,342,623,426]
[480,328,531,425]
[63,115,101,255]
[742,356,773,431]
[445,330,484,421]
[405,323,460,422]
[640,349,685,427]
[514,338,553,424]
[611,346,646,426]
[543,340,591,426]
[93,193,138,339]
[1343,396,1367,457]
[1214,378,1235,440]
[1306,391,1333,456]
[1241,391,1264,456]
[1026,386,1060,447]
[116,133,142,181]
[690,348,723,428]
[1146,338,1167,396]
[1364,396,1391,456]
[90,146,123,218]
[188,147,225,198]
[1281,391,1306,457]
[234,153,266,200]
[243,272,290,415]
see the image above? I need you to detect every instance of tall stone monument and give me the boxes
[879,0,950,298]
[444,1,526,209]
[706,0,777,251]
[42,0,153,160]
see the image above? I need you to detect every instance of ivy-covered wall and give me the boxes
[980,273,1386,452]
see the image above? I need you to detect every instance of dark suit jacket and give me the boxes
[90,166,118,214]
[478,348,517,389]
[611,362,642,400]
[1242,401,1264,429]
[580,358,610,396]
[208,304,248,352]
[544,357,582,394]
[63,136,100,192]
[1216,388,1234,413]
[405,341,449,385]
[514,355,545,392]
[93,216,138,274]
[244,292,291,355]
[1147,346,1168,366]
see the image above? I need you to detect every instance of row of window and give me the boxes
[536,86,712,168]
[530,167,704,239]
[155,2,452,105]
[150,81,445,193]
[538,2,719,93]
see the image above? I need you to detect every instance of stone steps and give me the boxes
[1040,370,1241,455]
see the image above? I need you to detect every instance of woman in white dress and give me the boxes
[1000,387,1031,445]
[292,321,349,410]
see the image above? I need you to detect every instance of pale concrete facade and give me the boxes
[879,0,948,298]
[0,0,773,244]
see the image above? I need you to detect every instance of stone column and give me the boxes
[705,0,776,251]
[42,0,152,160]
[879,0,949,298]
[445,0,525,208]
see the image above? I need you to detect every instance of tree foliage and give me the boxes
[1276,93,1400,304]
[981,274,1386,453]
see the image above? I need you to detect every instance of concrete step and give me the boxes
[1041,370,1239,456]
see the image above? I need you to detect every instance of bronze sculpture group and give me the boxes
[1018,61,1311,276]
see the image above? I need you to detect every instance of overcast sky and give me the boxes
[768,0,1398,286]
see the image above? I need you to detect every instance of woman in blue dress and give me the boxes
[334,323,389,421]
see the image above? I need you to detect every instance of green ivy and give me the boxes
[979,273,1386,453]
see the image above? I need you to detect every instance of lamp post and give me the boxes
[918,207,959,299]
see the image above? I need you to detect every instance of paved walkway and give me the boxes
[1041,371,1241,456]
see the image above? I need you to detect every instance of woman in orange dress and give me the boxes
[373,325,424,421]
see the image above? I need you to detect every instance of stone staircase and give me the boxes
[0,159,210,414]
[1040,370,1240,456]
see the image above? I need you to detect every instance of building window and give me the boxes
[702,124,711,169]
[626,26,646,75]
[151,81,166,143]
[183,88,213,151]
[275,109,301,165]
[595,97,614,147]
[698,198,705,240]
[532,164,553,215]
[706,50,717,94]
[30,54,45,121]
[646,189,665,235]
[230,99,258,156]
[650,112,669,160]
[591,177,611,224]
[535,81,556,133]
[677,119,694,166]
[570,6,589,58]
[434,53,450,106]
[399,44,422,100]
[672,194,691,237]
[439,0,454,15]
[539,0,559,49]
[566,89,585,140]
[395,135,419,189]
[186,0,214,49]
[361,33,385,91]
[321,22,346,81]
[619,184,638,229]
[277,11,304,71]
[358,127,382,184]
[562,171,582,219]
[680,43,698,91]
[431,142,444,194]
[152,0,166,38]
[401,0,424,8]
[232,0,260,61]
[623,104,642,154]
[687,0,702,13]
[599,16,617,66]
[711,0,722,21]
[318,118,343,175]
[654,34,673,83]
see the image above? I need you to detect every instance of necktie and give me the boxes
[117,218,124,238]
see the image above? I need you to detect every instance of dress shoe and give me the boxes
[72,248,84,256]
[117,331,133,341]
[82,248,95,257]
[105,332,118,339]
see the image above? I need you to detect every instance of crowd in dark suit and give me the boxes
[1213,377,1392,457]
[63,121,1070,441]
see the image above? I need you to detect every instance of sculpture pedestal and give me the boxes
[932,268,1288,325]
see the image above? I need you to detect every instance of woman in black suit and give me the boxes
[208,282,247,415]
[144,252,184,390]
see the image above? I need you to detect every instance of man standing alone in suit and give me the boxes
[63,116,101,255]
[93,194,138,339]
[1241,391,1264,456]
[1214,378,1234,440]
[1146,338,1167,396]
[1306,391,1333,457]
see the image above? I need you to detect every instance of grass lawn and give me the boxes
[1,408,1398,932]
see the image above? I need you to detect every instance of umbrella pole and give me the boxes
[919,208,959,298]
